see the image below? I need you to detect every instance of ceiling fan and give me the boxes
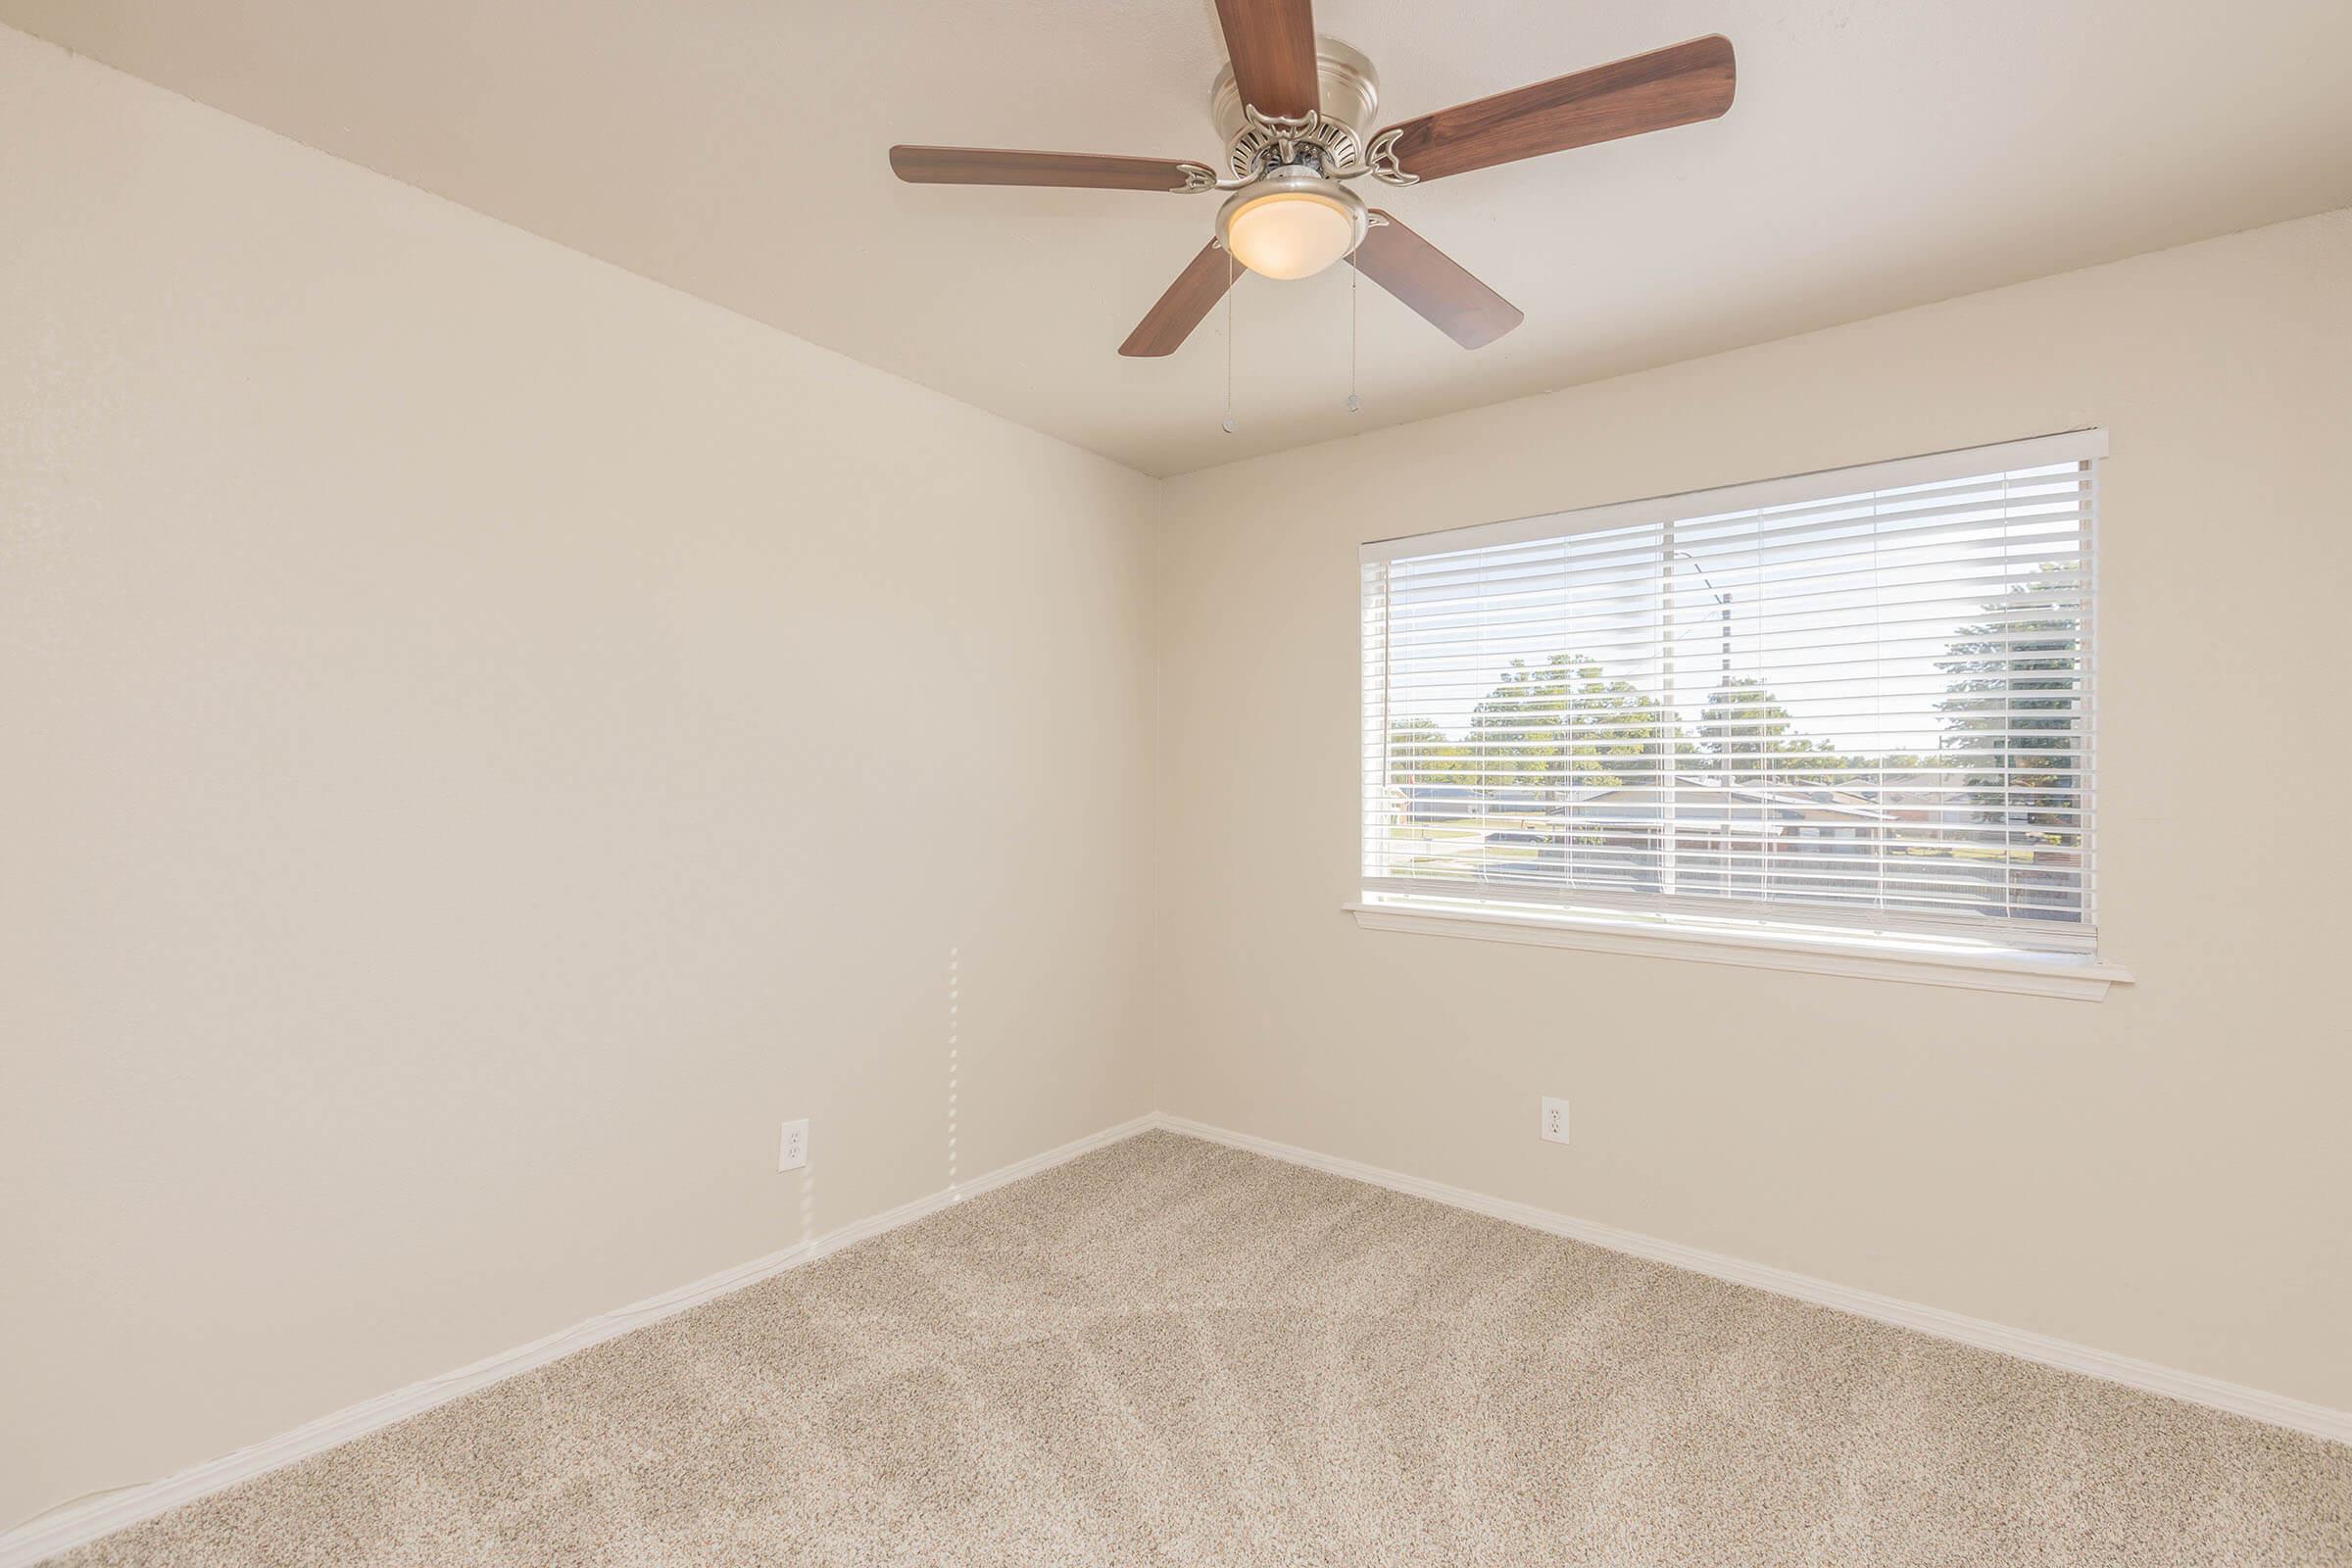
[890,0,1735,358]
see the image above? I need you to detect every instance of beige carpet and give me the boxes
[51,1130,2351,1565]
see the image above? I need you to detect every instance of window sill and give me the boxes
[1344,903,2133,1002]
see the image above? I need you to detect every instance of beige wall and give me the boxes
[1152,207,2352,1413]
[0,30,1154,1527]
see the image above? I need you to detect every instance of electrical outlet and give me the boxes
[777,1117,808,1172]
[1540,1097,1570,1145]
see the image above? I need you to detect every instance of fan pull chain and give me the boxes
[1347,256,1361,414]
[1221,245,1237,435]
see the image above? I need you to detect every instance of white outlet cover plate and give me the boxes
[777,1117,808,1172]
[1541,1097,1571,1145]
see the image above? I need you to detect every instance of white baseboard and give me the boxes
[12,1107,2342,1566]
[1151,1112,2352,1448]
[0,1112,1158,1568]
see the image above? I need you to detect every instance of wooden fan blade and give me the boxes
[1119,242,1235,358]
[1375,34,1735,183]
[1353,213,1522,350]
[1213,0,1320,120]
[889,145,1202,192]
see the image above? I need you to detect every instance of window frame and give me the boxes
[1353,430,2132,1000]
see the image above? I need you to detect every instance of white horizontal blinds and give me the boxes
[1361,435,2098,954]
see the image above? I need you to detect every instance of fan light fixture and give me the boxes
[891,6,1738,359]
[1217,171,1366,280]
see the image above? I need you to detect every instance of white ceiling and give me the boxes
[9,0,2350,476]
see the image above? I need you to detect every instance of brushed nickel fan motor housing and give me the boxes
[1209,35,1379,179]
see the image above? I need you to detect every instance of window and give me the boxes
[1359,431,2104,965]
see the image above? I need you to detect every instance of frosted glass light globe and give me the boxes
[1217,173,1367,281]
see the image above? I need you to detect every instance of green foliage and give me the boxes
[1389,569,2082,808]
[1689,675,1858,786]
[1935,564,2085,834]
[1463,652,1677,790]
[1392,658,1868,795]
[1385,716,1476,787]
